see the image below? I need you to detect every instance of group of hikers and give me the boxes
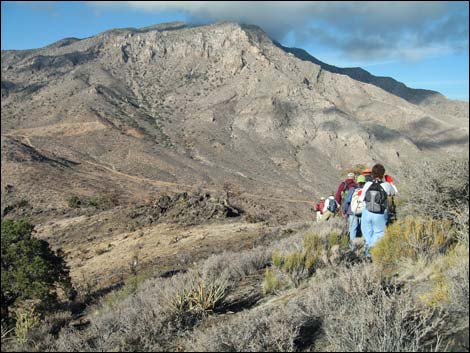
[313,163,398,257]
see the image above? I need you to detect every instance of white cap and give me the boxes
[347,172,355,178]
[320,197,325,200]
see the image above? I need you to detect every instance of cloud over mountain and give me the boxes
[89,1,469,61]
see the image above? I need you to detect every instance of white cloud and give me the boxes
[87,1,469,62]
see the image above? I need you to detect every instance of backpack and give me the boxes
[340,180,354,212]
[350,188,364,215]
[365,180,388,214]
[387,196,397,225]
[327,199,338,213]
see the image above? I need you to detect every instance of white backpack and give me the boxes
[350,188,364,215]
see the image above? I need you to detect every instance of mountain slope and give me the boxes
[1,21,468,217]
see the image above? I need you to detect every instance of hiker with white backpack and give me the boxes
[359,164,397,257]
[321,194,339,221]
[343,175,367,249]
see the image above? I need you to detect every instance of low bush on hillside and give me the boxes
[186,303,311,352]
[67,193,120,210]
[399,157,469,224]
[371,217,454,269]
[270,230,351,287]
[67,195,82,208]
[299,264,446,352]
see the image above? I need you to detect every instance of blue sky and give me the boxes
[2,1,468,100]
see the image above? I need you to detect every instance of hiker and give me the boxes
[335,172,357,216]
[362,168,373,182]
[322,194,339,221]
[314,196,325,222]
[359,164,397,257]
[343,175,367,249]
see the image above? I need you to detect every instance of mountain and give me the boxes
[1,21,469,218]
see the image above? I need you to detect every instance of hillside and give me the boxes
[1,21,469,353]
[2,22,468,217]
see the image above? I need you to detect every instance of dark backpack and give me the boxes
[365,180,388,214]
[327,199,338,213]
[387,196,397,225]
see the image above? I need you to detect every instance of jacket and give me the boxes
[335,178,357,204]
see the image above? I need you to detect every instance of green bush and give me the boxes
[272,232,325,287]
[67,195,81,208]
[1,219,75,321]
[263,268,281,295]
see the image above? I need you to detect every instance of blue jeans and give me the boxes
[348,215,361,249]
[361,208,387,256]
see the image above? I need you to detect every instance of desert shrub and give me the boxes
[418,273,450,308]
[271,230,351,287]
[272,250,315,287]
[327,230,350,250]
[1,219,75,322]
[444,246,469,317]
[371,217,454,269]
[263,268,282,295]
[13,302,40,345]
[2,199,31,217]
[103,273,147,309]
[201,247,271,286]
[400,158,469,224]
[186,304,313,352]
[67,195,82,208]
[53,270,228,352]
[300,264,446,352]
[418,245,469,313]
[53,278,175,351]
[164,272,228,315]
[450,205,469,247]
[86,197,99,208]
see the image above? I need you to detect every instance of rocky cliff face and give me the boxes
[1,21,468,215]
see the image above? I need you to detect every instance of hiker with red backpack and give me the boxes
[314,196,325,222]
[359,164,397,257]
[335,172,357,217]
[343,175,367,249]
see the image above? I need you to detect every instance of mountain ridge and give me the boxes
[1,21,468,217]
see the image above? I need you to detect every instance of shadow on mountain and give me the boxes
[413,136,470,150]
[2,137,79,168]
[276,43,442,105]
